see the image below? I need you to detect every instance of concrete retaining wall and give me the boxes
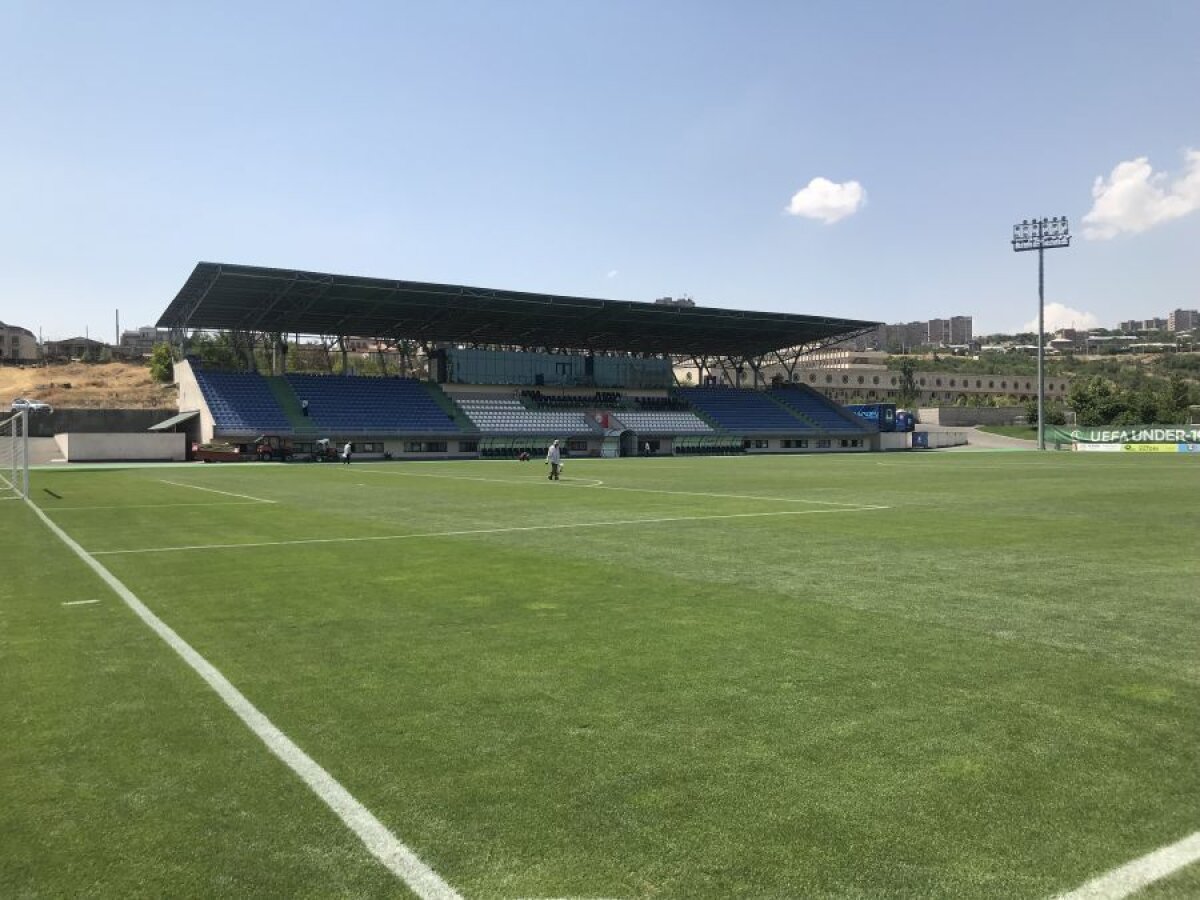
[918,406,1026,427]
[59,433,187,462]
[923,429,970,448]
[27,409,173,438]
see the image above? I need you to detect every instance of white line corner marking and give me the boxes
[25,499,460,900]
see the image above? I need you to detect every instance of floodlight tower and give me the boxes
[1012,216,1070,450]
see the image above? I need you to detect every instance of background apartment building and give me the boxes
[0,321,39,363]
[1119,317,1168,333]
[1168,309,1199,332]
[117,326,166,359]
[43,336,109,361]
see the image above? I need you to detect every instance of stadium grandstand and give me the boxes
[158,262,882,460]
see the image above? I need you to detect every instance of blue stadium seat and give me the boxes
[285,375,460,432]
[769,386,872,431]
[675,387,814,433]
[193,371,291,433]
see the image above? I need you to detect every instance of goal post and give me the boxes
[0,409,30,500]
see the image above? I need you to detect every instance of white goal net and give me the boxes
[0,409,30,500]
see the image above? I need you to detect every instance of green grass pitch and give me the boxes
[2,452,1199,898]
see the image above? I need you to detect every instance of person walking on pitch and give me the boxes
[545,439,562,480]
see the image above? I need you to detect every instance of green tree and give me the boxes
[1156,375,1192,423]
[896,357,918,407]
[148,343,174,383]
[1069,376,1130,426]
[1027,399,1067,426]
[187,332,240,370]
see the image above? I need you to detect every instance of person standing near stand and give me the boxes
[342,441,352,464]
[545,439,561,480]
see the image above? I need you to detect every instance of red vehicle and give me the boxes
[309,438,339,462]
[255,435,295,461]
[191,442,242,463]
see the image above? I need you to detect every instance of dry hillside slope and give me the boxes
[1,362,176,410]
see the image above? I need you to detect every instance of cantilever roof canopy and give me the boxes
[147,410,200,431]
[157,262,879,358]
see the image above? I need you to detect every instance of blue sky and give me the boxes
[2,0,1197,341]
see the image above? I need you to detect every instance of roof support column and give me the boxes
[270,332,288,375]
[748,357,763,389]
[768,349,796,385]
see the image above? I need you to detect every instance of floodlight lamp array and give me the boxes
[1012,216,1071,251]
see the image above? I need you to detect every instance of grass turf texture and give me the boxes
[3,453,1198,898]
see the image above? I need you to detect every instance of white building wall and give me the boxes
[173,358,215,443]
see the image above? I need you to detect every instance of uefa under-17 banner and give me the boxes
[1043,425,1200,453]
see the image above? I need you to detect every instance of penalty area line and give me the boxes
[1054,830,1200,900]
[159,480,277,503]
[44,500,271,512]
[92,505,890,556]
[362,467,867,507]
[22,497,461,900]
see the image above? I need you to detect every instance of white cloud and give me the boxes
[1022,303,1099,333]
[785,177,866,223]
[605,269,618,279]
[1082,149,1200,239]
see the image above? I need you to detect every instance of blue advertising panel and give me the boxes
[845,403,897,432]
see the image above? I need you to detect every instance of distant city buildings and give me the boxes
[0,323,167,364]
[834,316,974,352]
[1047,330,1139,353]
[1119,317,1168,333]
[1115,311,1197,335]
[845,305,1197,353]
[845,306,1198,351]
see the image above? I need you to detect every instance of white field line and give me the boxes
[45,501,269,512]
[355,469,604,489]
[1054,830,1200,899]
[62,598,101,606]
[872,460,1175,470]
[23,497,461,900]
[91,506,889,556]
[362,468,868,507]
[159,480,277,503]
[570,483,866,506]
